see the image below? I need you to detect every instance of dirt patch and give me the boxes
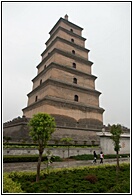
[62,158,75,162]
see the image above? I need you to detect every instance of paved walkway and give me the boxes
[3,158,130,172]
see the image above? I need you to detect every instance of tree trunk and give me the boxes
[116,151,120,183]
[36,150,43,182]
[68,145,69,158]
[116,150,119,171]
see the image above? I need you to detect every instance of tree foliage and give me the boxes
[60,137,72,144]
[60,137,73,158]
[3,136,12,143]
[110,124,123,172]
[29,113,55,146]
[110,124,123,152]
[28,113,56,181]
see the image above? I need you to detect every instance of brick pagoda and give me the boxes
[4,15,105,144]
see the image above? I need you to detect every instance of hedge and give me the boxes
[3,155,62,163]
[3,173,24,193]
[70,153,130,160]
[3,153,129,163]
[3,163,130,193]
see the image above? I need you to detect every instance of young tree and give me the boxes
[3,136,12,144]
[28,113,56,182]
[110,124,123,171]
[60,137,73,158]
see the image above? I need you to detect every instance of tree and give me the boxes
[110,124,123,171]
[60,137,72,158]
[28,113,56,182]
[3,136,12,144]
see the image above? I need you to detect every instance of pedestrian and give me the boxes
[100,151,104,164]
[93,151,97,163]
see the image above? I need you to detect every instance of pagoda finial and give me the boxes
[64,14,68,21]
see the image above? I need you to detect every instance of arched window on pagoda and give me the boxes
[73,78,77,84]
[74,95,78,102]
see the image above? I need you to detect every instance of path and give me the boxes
[3,158,130,172]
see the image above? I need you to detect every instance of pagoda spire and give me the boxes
[64,14,68,20]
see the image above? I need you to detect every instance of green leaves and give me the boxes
[3,173,24,193]
[110,124,123,152]
[28,113,56,147]
[3,163,130,193]
[28,113,56,181]
[60,137,73,144]
[110,124,123,171]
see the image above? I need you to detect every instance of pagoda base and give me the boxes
[3,116,101,145]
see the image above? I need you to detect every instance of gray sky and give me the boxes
[2,2,131,128]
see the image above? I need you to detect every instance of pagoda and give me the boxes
[4,15,105,144]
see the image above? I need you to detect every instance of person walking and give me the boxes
[100,151,104,164]
[93,151,97,163]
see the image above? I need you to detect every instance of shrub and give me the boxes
[3,163,130,193]
[84,174,98,184]
[3,173,24,193]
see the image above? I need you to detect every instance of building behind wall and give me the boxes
[4,15,105,144]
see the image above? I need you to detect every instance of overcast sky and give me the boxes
[2,2,131,128]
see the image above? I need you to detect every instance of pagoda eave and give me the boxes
[37,48,93,69]
[22,96,105,114]
[49,17,83,35]
[41,36,90,57]
[28,78,101,97]
[45,26,86,46]
[32,62,97,82]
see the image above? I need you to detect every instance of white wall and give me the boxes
[3,133,130,157]
[98,133,130,154]
[3,147,101,158]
